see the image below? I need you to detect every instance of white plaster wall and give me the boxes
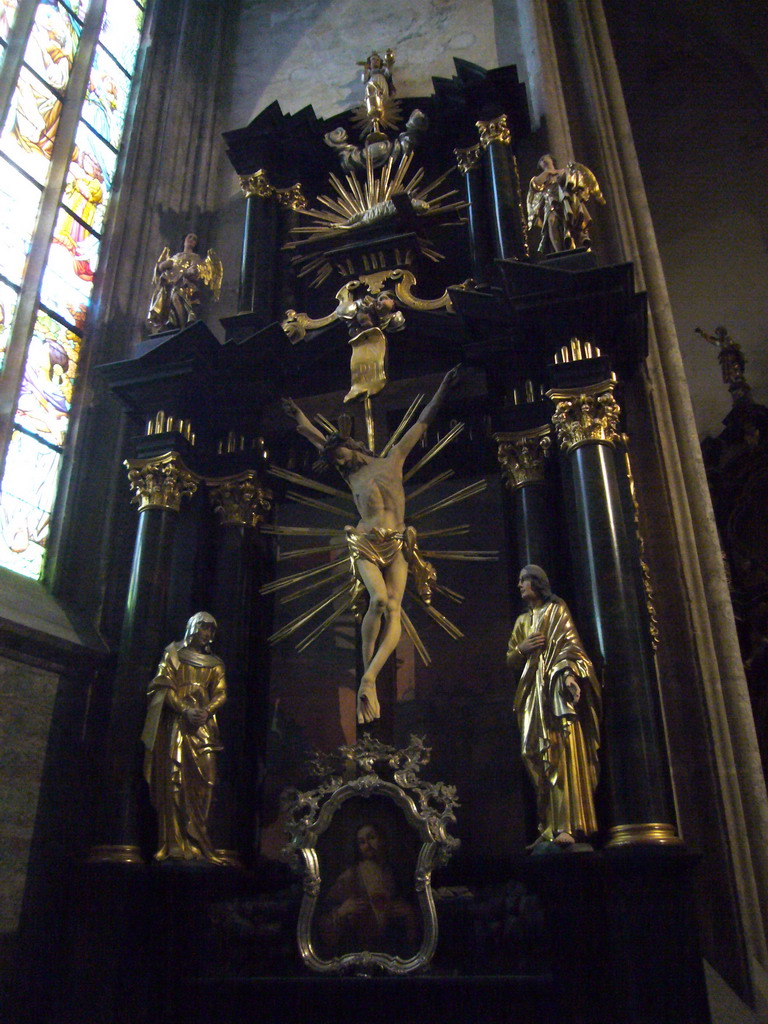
[227,0,501,130]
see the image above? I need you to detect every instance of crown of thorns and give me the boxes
[312,432,373,474]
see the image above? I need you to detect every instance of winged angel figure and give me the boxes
[147,231,223,333]
[526,155,605,254]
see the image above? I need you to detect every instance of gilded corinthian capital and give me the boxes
[124,452,199,512]
[275,183,308,211]
[240,169,274,199]
[476,113,511,148]
[546,379,621,455]
[493,426,553,490]
[207,471,273,528]
[454,144,482,175]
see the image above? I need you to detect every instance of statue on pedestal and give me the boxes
[146,231,223,333]
[282,366,460,725]
[526,154,605,253]
[357,49,397,140]
[506,565,601,848]
[141,611,227,863]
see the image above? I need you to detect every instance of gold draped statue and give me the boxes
[142,612,227,863]
[506,565,601,847]
[147,231,223,333]
[526,154,605,254]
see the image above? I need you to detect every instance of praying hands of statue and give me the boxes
[183,706,208,729]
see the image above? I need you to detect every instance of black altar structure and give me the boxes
[20,59,710,1024]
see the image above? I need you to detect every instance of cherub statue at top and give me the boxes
[147,231,223,333]
[357,49,396,140]
[527,155,605,254]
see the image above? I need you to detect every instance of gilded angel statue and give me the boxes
[147,231,223,333]
[527,155,605,254]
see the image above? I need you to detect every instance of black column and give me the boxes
[477,114,529,262]
[239,188,280,318]
[456,145,495,284]
[549,380,678,844]
[91,449,199,862]
[494,426,557,584]
[207,471,274,865]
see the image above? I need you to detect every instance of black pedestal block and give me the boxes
[180,974,554,1024]
[17,848,710,1024]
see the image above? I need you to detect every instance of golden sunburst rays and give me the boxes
[350,92,402,138]
[260,408,498,662]
[285,151,468,288]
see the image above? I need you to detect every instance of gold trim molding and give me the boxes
[454,144,482,174]
[605,823,682,847]
[618,434,660,649]
[145,410,195,445]
[275,183,308,211]
[125,451,200,513]
[493,426,553,490]
[214,849,245,868]
[547,379,621,454]
[281,267,453,342]
[240,169,307,210]
[476,113,511,148]
[390,268,453,313]
[207,471,273,528]
[87,844,145,864]
[240,168,273,198]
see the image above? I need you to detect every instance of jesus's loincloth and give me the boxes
[344,525,437,604]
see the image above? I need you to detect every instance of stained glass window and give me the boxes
[0,2,85,181]
[0,429,61,578]
[0,0,147,579]
[0,0,19,48]
[0,279,20,368]
[0,156,43,285]
[40,207,98,325]
[16,309,80,447]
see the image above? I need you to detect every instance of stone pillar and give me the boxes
[547,378,678,845]
[494,425,556,574]
[455,144,495,284]
[207,470,273,864]
[90,450,199,863]
[238,170,281,319]
[476,114,529,262]
[275,182,308,316]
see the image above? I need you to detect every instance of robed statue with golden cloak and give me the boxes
[506,565,601,847]
[142,612,227,863]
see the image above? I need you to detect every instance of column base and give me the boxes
[215,849,245,869]
[605,823,682,847]
[87,844,145,864]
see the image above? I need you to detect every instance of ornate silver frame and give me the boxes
[282,735,459,975]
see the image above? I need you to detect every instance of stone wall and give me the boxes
[602,0,768,439]
[0,656,59,940]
